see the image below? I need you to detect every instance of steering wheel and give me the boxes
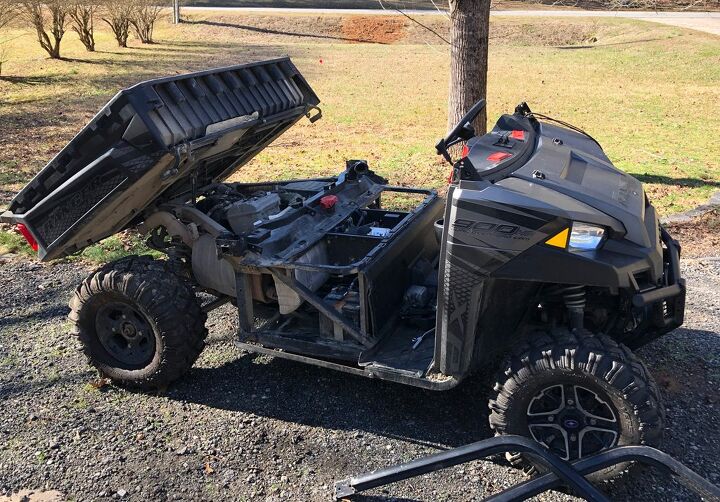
[435,99,486,164]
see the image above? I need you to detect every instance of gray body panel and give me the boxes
[433,114,670,377]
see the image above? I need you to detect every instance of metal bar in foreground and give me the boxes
[486,445,720,502]
[334,436,720,501]
[333,435,609,502]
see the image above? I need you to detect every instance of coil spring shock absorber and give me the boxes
[561,285,586,331]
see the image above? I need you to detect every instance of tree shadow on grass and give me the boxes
[555,37,671,50]
[57,57,118,65]
[93,50,127,55]
[0,43,299,110]
[630,173,720,188]
[0,74,78,85]
[183,19,386,44]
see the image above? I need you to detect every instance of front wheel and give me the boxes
[69,256,208,389]
[488,329,664,481]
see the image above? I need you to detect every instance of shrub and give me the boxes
[69,2,96,52]
[129,0,163,44]
[101,0,132,48]
[21,0,69,59]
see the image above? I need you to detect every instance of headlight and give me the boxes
[569,222,605,250]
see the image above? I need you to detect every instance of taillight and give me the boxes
[461,144,470,158]
[510,130,525,141]
[16,224,38,252]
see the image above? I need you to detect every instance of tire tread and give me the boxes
[69,255,208,389]
[488,328,664,479]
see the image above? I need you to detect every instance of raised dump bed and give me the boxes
[1,57,320,260]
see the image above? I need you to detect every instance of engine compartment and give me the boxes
[161,162,443,355]
[196,183,305,236]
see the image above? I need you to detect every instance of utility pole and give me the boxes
[172,0,181,24]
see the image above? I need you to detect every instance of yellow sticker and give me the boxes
[545,228,569,249]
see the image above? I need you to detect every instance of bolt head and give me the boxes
[547,416,554,422]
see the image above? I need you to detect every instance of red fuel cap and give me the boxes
[320,195,339,210]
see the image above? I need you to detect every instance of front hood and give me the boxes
[463,113,651,248]
[1,57,320,260]
[513,121,650,247]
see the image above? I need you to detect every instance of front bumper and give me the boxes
[632,226,685,331]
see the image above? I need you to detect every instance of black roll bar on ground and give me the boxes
[487,444,720,502]
[333,435,720,501]
[334,435,608,501]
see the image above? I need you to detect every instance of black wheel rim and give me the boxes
[526,384,620,461]
[95,301,155,367]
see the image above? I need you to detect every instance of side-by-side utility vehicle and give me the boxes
[2,58,686,478]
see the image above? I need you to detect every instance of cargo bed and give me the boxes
[1,57,320,260]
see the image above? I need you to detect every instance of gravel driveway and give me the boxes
[0,256,718,501]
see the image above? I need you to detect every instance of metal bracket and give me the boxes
[306,105,322,123]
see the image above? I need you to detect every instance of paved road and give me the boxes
[182,6,720,35]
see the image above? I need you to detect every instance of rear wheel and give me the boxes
[488,329,664,481]
[69,256,207,389]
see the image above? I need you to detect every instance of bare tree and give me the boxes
[21,0,69,59]
[447,0,491,135]
[129,0,162,44]
[0,42,9,76]
[69,2,95,52]
[0,0,19,78]
[0,0,21,31]
[101,1,131,48]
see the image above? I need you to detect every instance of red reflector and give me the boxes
[16,224,39,252]
[319,195,339,210]
[510,130,525,140]
[461,144,470,158]
[487,151,512,162]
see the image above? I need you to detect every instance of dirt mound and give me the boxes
[665,208,720,258]
[341,16,407,44]
[490,21,602,46]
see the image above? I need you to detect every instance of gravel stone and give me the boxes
[0,258,718,500]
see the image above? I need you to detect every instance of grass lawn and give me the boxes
[0,12,718,258]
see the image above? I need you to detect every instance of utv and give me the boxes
[2,58,686,478]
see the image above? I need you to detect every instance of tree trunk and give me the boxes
[447,0,491,135]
